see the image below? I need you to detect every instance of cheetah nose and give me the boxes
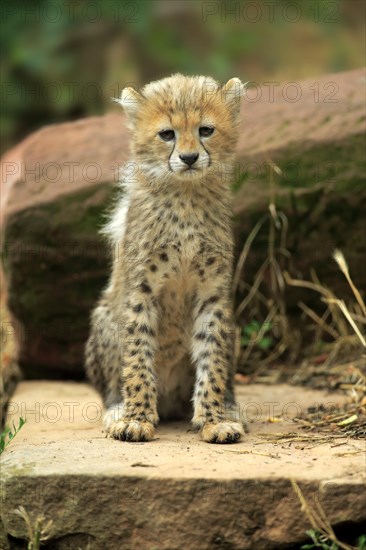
[179,153,199,166]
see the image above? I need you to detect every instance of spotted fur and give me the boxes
[85,74,245,443]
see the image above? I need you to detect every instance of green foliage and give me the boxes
[301,530,366,550]
[241,320,273,351]
[301,529,339,549]
[0,417,26,455]
[1,0,364,154]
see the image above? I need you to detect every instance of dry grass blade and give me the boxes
[325,298,366,347]
[284,271,334,301]
[235,258,270,317]
[233,214,268,295]
[298,300,339,340]
[14,506,53,549]
[259,339,289,366]
[333,249,366,317]
[213,449,280,458]
[257,432,348,444]
[291,480,357,550]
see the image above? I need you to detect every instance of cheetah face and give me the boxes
[118,74,244,184]
[156,117,214,179]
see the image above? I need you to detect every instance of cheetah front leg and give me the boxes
[109,287,159,442]
[190,292,244,444]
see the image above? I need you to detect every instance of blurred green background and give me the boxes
[1,0,365,155]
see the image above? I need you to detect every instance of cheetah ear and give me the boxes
[115,87,144,124]
[222,78,245,117]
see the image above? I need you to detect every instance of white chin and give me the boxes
[176,169,201,179]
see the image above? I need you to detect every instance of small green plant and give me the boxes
[14,506,53,550]
[302,532,366,550]
[301,529,340,549]
[241,320,273,351]
[0,417,25,455]
[293,480,362,550]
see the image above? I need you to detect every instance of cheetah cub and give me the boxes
[85,74,245,443]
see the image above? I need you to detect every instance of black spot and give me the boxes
[206,257,215,266]
[150,264,157,272]
[141,282,152,293]
[133,304,143,313]
[209,334,220,344]
[199,295,220,314]
[127,325,135,334]
[135,384,141,392]
[140,324,155,336]
[214,310,223,320]
[213,386,222,394]
[160,252,169,262]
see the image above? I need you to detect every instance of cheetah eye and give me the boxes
[158,129,175,141]
[199,126,215,137]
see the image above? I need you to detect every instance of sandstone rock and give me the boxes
[233,68,366,302]
[1,114,128,378]
[1,68,365,378]
[1,382,365,549]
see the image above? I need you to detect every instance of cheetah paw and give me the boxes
[109,420,155,442]
[201,421,244,444]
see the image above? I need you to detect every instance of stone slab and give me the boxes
[1,382,365,549]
